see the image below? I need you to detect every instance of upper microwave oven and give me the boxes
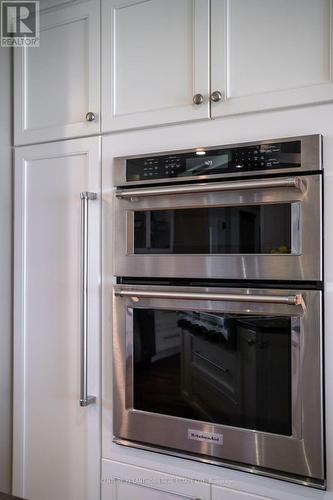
[113,135,322,282]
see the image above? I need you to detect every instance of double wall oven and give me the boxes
[112,135,324,488]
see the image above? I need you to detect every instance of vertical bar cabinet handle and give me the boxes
[80,192,97,407]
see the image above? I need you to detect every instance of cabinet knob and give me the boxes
[193,93,204,105]
[85,111,96,122]
[210,90,223,102]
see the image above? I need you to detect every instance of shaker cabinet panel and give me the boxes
[107,482,194,500]
[212,485,273,500]
[102,0,210,132]
[211,0,333,117]
[14,1,100,145]
[102,461,211,500]
[13,138,101,500]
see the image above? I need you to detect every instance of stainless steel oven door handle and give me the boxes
[115,289,303,306]
[80,192,97,407]
[115,177,303,199]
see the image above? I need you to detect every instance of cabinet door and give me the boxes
[212,485,273,500]
[102,0,210,132]
[102,461,211,500]
[14,1,100,145]
[13,138,101,500]
[211,0,333,117]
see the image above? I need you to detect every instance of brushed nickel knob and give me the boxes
[193,93,204,105]
[85,111,96,122]
[210,90,223,102]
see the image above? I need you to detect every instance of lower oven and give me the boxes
[112,284,324,487]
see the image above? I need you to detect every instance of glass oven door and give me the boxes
[114,175,322,281]
[113,285,324,484]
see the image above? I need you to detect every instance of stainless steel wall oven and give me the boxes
[112,135,324,488]
[114,135,322,282]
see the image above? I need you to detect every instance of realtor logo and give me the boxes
[1,1,39,47]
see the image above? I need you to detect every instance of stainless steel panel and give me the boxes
[112,285,324,482]
[114,174,322,281]
[112,438,325,489]
[113,135,321,187]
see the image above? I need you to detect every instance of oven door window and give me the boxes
[133,204,296,254]
[133,309,293,436]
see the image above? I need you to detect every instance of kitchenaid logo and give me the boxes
[1,1,39,47]
[188,429,224,445]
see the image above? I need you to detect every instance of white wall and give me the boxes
[0,46,13,493]
[102,101,333,499]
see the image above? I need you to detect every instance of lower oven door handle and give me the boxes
[115,176,303,199]
[115,289,303,305]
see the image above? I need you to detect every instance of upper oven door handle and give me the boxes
[115,177,303,199]
[115,289,303,306]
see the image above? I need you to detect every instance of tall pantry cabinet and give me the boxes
[13,0,102,498]
[13,138,101,500]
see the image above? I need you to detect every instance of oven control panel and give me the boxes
[126,140,302,182]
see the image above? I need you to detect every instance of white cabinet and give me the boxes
[13,137,101,500]
[102,460,211,500]
[212,485,272,500]
[15,0,333,138]
[211,0,333,117]
[14,0,100,145]
[102,0,333,132]
[101,0,210,132]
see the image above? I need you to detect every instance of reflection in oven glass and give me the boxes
[133,309,292,436]
[134,205,292,254]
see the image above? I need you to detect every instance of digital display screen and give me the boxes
[185,154,229,175]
